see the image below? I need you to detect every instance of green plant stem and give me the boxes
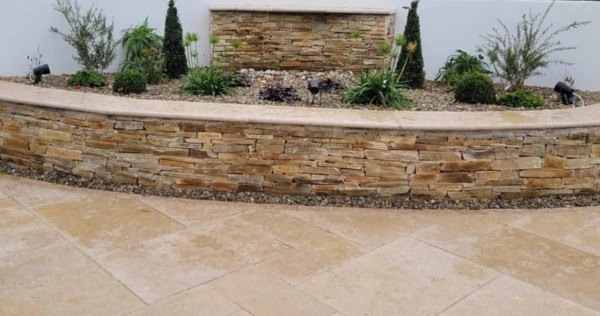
[397,51,413,83]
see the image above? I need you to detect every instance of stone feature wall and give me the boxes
[2,101,600,200]
[210,10,396,72]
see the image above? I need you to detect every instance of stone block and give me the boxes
[229,164,272,175]
[463,148,495,160]
[46,146,82,161]
[419,151,461,161]
[438,172,474,183]
[491,157,541,170]
[410,174,439,183]
[543,154,567,170]
[115,121,144,130]
[39,128,71,142]
[525,178,563,190]
[566,158,600,169]
[442,161,491,172]
[365,165,407,179]
[519,144,546,157]
[474,171,501,180]
[415,163,441,175]
[448,190,492,200]
[364,149,418,161]
[213,144,249,153]
[553,145,592,158]
[494,148,520,159]
[519,170,574,178]
[353,141,387,150]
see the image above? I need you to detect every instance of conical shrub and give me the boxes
[164,0,188,78]
[396,0,425,88]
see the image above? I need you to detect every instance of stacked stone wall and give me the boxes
[2,101,600,200]
[210,10,396,72]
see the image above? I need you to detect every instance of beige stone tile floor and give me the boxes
[1,175,600,316]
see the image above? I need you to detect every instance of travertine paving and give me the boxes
[1,175,600,316]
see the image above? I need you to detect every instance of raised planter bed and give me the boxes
[1,80,600,200]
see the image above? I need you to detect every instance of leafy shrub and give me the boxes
[121,18,163,64]
[454,72,497,104]
[498,90,545,108]
[435,50,490,88]
[67,69,107,87]
[318,78,345,93]
[477,0,590,91]
[260,84,300,103]
[395,0,425,88]
[343,71,411,109]
[49,0,117,73]
[232,72,252,88]
[182,67,234,96]
[163,0,188,78]
[123,47,164,85]
[113,69,147,94]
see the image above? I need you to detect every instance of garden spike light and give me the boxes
[307,80,321,106]
[31,64,51,85]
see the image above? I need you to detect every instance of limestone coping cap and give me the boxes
[1,80,599,131]
[208,5,396,15]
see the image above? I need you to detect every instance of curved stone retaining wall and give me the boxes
[1,82,600,200]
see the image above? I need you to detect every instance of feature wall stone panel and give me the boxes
[209,10,396,72]
[1,101,600,200]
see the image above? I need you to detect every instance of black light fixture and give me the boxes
[554,81,575,105]
[30,64,51,85]
[307,80,321,105]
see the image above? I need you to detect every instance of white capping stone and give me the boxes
[0,80,599,132]
[208,5,395,15]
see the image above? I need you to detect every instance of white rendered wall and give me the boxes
[0,0,598,90]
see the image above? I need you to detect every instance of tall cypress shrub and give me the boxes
[396,0,425,89]
[164,0,188,78]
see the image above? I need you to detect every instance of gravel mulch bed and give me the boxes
[2,161,599,211]
[3,70,599,112]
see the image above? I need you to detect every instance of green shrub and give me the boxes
[122,47,164,85]
[182,67,234,96]
[478,0,590,91]
[343,71,411,109]
[67,69,107,87]
[163,0,188,78]
[435,50,491,88]
[112,69,147,94]
[395,0,425,88]
[498,90,545,108]
[121,18,163,63]
[49,0,117,73]
[454,72,497,104]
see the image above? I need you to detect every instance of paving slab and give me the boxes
[0,198,63,258]
[457,226,600,311]
[297,238,498,316]
[1,176,599,315]
[439,275,600,316]
[0,243,144,316]
[95,218,287,303]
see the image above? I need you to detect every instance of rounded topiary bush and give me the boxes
[454,72,497,104]
[113,69,147,94]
